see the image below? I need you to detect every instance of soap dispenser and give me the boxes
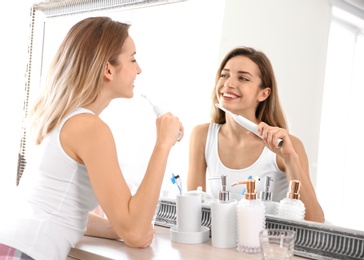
[259,176,279,215]
[232,178,265,254]
[277,180,306,221]
[210,174,237,248]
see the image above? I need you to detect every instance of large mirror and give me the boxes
[21,0,364,238]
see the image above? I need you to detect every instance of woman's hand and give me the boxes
[155,112,184,147]
[256,122,325,223]
[257,122,295,156]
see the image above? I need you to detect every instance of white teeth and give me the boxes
[223,93,238,98]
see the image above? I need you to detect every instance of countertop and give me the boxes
[67,225,307,260]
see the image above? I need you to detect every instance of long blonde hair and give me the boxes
[29,17,130,144]
[211,47,287,130]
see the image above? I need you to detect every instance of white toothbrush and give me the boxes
[141,94,182,140]
[141,94,165,117]
[215,103,283,148]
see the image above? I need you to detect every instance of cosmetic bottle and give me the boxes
[259,176,279,215]
[277,180,306,221]
[232,178,265,254]
[210,175,237,248]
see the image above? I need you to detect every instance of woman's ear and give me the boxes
[104,62,113,81]
[258,87,271,102]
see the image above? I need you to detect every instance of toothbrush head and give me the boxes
[141,94,154,107]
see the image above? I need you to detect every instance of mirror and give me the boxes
[23,0,363,238]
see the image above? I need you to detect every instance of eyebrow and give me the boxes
[222,68,253,77]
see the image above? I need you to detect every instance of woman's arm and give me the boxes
[279,136,325,223]
[62,112,182,248]
[257,123,325,223]
[85,211,119,240]
[187,124,209,191]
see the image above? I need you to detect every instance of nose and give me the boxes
[137,63,142,74]
[224,77,235,88]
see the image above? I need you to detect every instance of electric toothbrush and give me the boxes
[215,103,283,148]
[141,94,165,117]
[141,94,182,140]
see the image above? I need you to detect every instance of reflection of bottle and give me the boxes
[277,180,306,221]
[259,176,279,215]
[210,175,237,248]
[232,179,265,254]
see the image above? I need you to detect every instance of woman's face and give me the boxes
[216,55,269,116]
[109,36,142,98]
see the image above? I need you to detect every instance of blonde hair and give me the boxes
[29,17,130,144]
[211,47,287,130]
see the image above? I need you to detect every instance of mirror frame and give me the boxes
[20,1,364,259]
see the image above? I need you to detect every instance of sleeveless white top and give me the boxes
[205,123,288,201]
[0,108,98,260]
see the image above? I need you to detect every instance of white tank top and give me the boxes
[0,108,98,260]
[205,123,288,202]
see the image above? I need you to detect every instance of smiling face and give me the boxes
[215,55,270,117]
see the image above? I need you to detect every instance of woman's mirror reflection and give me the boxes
[186,47,324,223]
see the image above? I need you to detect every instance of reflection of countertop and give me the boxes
[67,225,307,260]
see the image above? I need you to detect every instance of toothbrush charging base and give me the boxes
[170,226,210,244]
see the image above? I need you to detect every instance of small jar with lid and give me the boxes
[232,178,265,254]
[277,180,306,221]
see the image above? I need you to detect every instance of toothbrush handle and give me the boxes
[153,105,165,117]
[234,115,260,136]
[235,115,282,148]
[153,106,182,141]
[177,131,183,141]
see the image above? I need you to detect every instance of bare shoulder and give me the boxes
[61,113,114,163]
[189,123,211,152]
[191,123,210,137]
[276,133,309,172]
[288,134,306,150]
[65,113,112,137]
[287,133,309,161]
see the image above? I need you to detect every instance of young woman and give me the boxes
[187,47,324,223]
[0,16,183,260]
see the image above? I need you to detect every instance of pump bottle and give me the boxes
[259,176,279,215]
[277,180,306,221]
[210,174,237,248]
[232,178,265,254]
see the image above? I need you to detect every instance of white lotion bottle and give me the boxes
[232,179,265,254]
[259,176,279,215]
[277,180,306,221]
[210,174,237,248]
